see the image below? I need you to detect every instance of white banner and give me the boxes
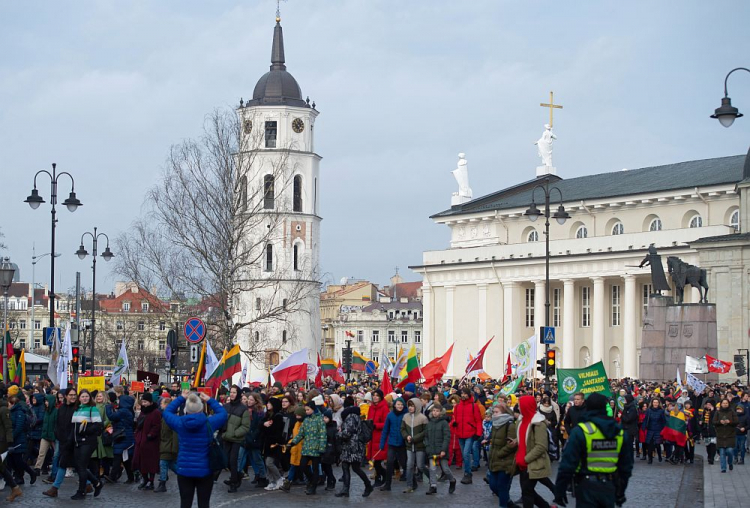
[685,355,708,374]
[46,326,61,386]
[686,372,707,394]
[511,335,537,375]
[57,326,72,389]
[111,339,129,386]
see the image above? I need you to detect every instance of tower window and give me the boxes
[264,175,275,209]
[293,244,299,271]
[265,244,273,272]
[293,175,302,212]
[731,209,740,231]
[265,121,277,148]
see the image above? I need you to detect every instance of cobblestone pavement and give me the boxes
[2,456,690,507]
[702,444,749,508]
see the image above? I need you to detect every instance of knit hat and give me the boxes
[141,392,153,403]
[364,392,373,402]
[373,389,384,400]
[7,385,19,397]
[294,406,307,417]
[306,400,318,411]
[344,396,355,408]
[404,383,416,394]
[184,393,204,414]
[161,391,171,399]
[585,393,608,412]
[322,408,333,420]
[273,381,283,390]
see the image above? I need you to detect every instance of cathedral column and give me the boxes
[502,282,516,358]
[422,285,433,361]
[592,277,605,364]
[445,286,455,376]
[623,275,637,378]
[477,284,488,348]
[534,280,546,330]
[562,279,575,368]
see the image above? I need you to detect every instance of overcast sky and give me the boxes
[1,1,749,295]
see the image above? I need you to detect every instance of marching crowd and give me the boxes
[0,375,748,507]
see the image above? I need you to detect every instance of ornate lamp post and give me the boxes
[30,249,60,352]
[1,257,17,383]
[711,67,749,128]
[75,227,114,372]
[524,179,570,389]
[25,163,82,328]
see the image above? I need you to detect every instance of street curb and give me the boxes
[676,455,703,508]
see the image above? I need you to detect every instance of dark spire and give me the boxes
[270,21,286,71]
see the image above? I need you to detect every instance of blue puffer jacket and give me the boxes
[163,395,227,478]
[107,395,136,454]
[10,401,30,455]
[379,398,406,450]
[642,406,667,444]
[30,393,46,440]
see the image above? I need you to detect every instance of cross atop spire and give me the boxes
[270,15,286,71]
[276,0,281,23]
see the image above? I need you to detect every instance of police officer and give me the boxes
[553,393,633,508]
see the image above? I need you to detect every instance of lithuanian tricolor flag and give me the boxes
[320,358,338,373]
[660,409,688,447]
[351,350,369,372]
[397,345,422,388]
[205,344,242,391]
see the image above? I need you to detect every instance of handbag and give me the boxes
[207,421,228,472]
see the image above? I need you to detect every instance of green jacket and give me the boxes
[714,407,738,448]
[160,414,179,461]
[488,416,517,475]
[424,412,451,456]
[401,399,428,452]
[92,403,114,459]
[521,413,551,480]
[291,412,326,457]
[0,398,12,454]
[41,395,58,442]
[222,402,251,444]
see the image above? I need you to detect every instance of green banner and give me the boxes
[556,361,612,405]
[499,376,524,396]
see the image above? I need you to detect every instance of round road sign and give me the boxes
[184,317,206,344]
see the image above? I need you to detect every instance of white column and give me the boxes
[534,280,546,331]
[592,277,605,364]
[445,286,455,377]
[502,282,516,358]
[623,275,637,378]
[477,284,488,348]
[422,285,433,361]
[562,279,575,368]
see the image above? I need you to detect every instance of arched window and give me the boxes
[293,175,302,212]
[576,226,588,239]
[282,330,287,344]
[263,175,275,209]
[254,331,259,342]
[265,244,273,271]
[731,209,740,231]
[649,218,662,231]
[689,214,703,228]
[238,175,248,211]
[527,230,539,242]
[611,222,624,235]
[293,244,299,271]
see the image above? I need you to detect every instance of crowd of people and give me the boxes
[0,374,748,507]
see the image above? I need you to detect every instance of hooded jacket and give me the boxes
[367,398,390,460]
[262,397,285,457]
[515,395,550,480]
[30,393,46,440]
[107,395,136,454]
[488,412,517,475]
[424,406,451,456]
[452,394,483,439]
[380,397,407,449]
[222,397,250,443]
[10,400,31,454]
[339,406,366,463]
[41,394,58,442]
[163,395,228,478]
[290,410,327,457]
[401,398,428,452]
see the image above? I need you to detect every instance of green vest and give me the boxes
[576,422,623,473]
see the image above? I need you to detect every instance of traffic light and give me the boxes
[71,346,80,373]
[167,330,178,368]
[536,357,546,375]
[734,354,746,377]
[342,347,353,374]
[546,350,556,377]
[80,355,88,373]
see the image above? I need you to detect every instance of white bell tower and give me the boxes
[236,16,321,379]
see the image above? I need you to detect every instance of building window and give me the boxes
[293,244,299,271]
[123,302,131,312]
[357,330,364,343]
[256,297,261,311]
[611,285,621,326]
[576,226,588,239]
[159,321,166,331]
[141,302,149,312]
[34,338,40,349]
[372,349,379,360]
[19,338,25,349]
[34,320,41,330]
[137,321,145,331]
[159,340,166,351]
[730,209,740,231]
[388,330,395,343]
[293,175,303,212]
[611,222,624,235]
[263,175,275,209]
[401,330,408,343]
[372,330,380,343]
[137,339,144,350]
[19,319,26,330]
[525,288,535,328]
[282,330,287,344]
[282,298,288,309]
[238,175,248,211]
[642,284,653,319]
[581,286,591,327]
[265,244,273,271]
[552,288,561,327]
[689,214,703,228]
[527,230,539,242]
[265,121,277,148]
[116,321,124,331]
[415,331,421,343]
[649,218,662,231]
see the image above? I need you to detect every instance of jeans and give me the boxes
[159,459,177,482]
[341,461,371,493]
[458,437,475,475]
[405,449,425,488]
[177,474,213,508]
[427,456,454,487]
[736,435,747,462]
[719,446,735,471]
[488,470,513,508]
[51,439,61,478]
[471,438,481,468]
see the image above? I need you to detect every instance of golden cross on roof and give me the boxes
[540,91,563,128]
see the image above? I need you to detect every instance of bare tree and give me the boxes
[116,108,318,363]
[0,227,6,251]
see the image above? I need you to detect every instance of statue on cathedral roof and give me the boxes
[451,153,473,206]
[535,124,557,168]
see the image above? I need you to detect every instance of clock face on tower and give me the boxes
[292,118,305,133]
[243,119,252,134]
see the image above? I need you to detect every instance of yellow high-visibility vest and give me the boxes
[575,421,623,474]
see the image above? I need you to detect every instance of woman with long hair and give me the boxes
[642,398,667,464]
[70,389,104,500]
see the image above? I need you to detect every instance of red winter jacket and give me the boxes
[451,396,483,439]
[367,399,389,461]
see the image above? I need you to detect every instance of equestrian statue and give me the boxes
[667,256,709,304]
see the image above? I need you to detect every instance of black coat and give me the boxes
[321,419,339,465]
[620,402,639,438]
[55,402,77,468]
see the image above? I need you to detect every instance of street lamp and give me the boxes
[25,163,82,329]
[30,248,61,352]
[1,257,17,384]
[75,227,113,372]
[711,67,748,128]
[524,178,570,390]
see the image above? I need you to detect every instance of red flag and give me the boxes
[706,354,731,374]
[466,337,494,374]
[315,353,323,388]
[422,343,454,388]
[345,330,355,338]
[333,360,345,384]
[380,366,393,395]
[502,353,512,383]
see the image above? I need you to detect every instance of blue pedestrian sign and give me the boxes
[541,326,556,345]
[184,317,206,344]
[44,327,61,346]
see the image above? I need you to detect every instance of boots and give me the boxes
[426,486,437,495]
[43,486,58,498]
[449,479,456,494]
[305,484,317,495]
[137,478,149,490]
[460,473,472,484]
[280,479,291,492]
[7,486,23,502]
[363,484,374,497]
[325,480,336,491]
[255,477,269,488]
[154,481,167,493]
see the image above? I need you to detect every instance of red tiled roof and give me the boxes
[98,287,169,313]
[387,282,422,300]
[321,281,372,300]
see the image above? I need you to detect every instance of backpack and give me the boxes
[359,419,374,444]
[546,428,559,461]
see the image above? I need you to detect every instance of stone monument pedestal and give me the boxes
[639,295,718,382]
